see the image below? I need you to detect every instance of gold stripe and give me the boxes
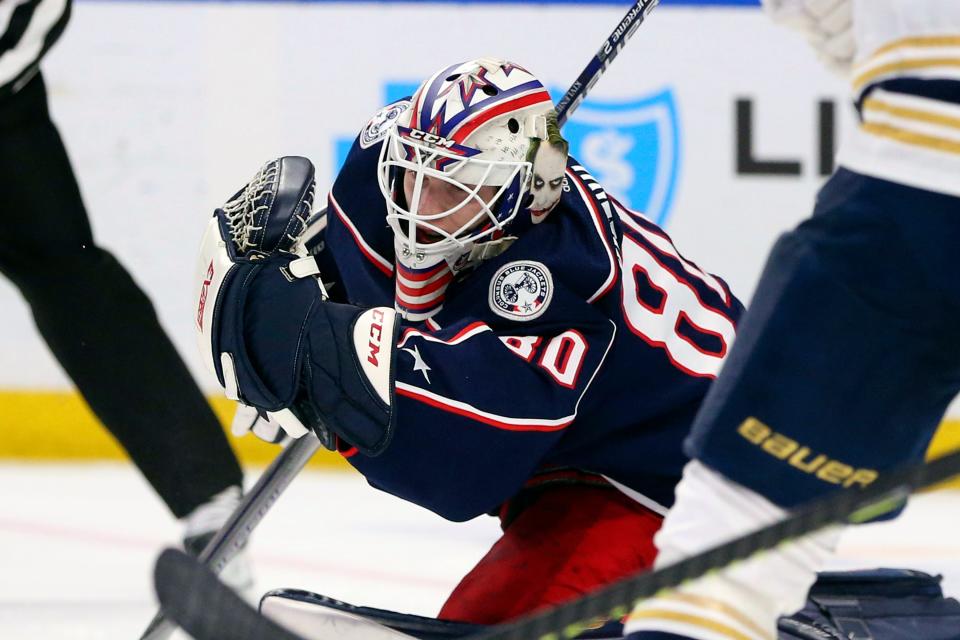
[0,390,351,468]
[627,608,762,640]
[866,36,960,62]
[853,58,960,94]
[659,592,769,639]
[861,121,960,154]
[864,97,960,131]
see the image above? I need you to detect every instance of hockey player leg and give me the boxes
[625,461,841,640]
[1,71,251,595]
[687,169,960,509]
[440,482,662,625]
[0,73,245,521]
[626,169,960,640]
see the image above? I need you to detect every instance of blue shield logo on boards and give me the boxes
[334,83,681,227]
[555,87,681,226]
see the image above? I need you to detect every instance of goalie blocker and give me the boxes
[193,156,398,455]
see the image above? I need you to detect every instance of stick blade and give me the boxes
[154,548,306,640]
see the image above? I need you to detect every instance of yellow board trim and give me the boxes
[0,390,351,469]
[1,391,958,490]
[863,97,960,132]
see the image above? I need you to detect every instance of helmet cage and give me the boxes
[377,124,531,260]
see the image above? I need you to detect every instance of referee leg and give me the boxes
[0,73,243,518]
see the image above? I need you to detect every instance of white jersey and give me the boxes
[839,0,960,197]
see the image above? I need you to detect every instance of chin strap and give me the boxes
[465,236,517,264]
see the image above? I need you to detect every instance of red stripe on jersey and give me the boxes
[396,385,572,432]
[566,169,619,302]
[399,320,488,347]
[612,195,734,308]
[610,195,670,241]
[329,194,394,277]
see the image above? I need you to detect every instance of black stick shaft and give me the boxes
[555,0,660,127]
[155,549,307,640]
[303,1,660,234]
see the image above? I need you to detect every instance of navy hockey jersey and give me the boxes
[309,121,744,522]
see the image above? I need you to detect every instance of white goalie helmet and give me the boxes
[377,57,569,265]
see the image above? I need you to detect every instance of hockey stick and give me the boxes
[155,548,306,640]
[469,447,960,640]
[555,0,660,127]
[300,0,661,237]
[139,432,323,640]
[153,448,960,640]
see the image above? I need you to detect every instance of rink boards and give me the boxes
[2,0,958,468]
[1,1,852,388]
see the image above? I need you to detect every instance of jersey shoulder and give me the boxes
[332,98,411,203]
[522,159,623,305]
[357,98,413,152]
[326,100,412,280]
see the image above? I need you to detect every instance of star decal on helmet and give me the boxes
[499,61,530,77]
[438,67,499,107]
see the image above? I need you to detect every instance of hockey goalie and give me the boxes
[192,56,742,631]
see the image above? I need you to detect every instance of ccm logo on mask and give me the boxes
[406,128,456,149]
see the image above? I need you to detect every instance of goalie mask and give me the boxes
[377,57,569,270]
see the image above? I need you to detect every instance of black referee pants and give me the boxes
[0,73,243,518]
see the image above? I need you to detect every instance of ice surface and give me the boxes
[1,463,957,639]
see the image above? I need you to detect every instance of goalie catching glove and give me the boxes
[193,156,397,454]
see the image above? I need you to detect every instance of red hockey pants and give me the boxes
[439,484,663,625]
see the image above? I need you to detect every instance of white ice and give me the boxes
[1,463,958,639]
